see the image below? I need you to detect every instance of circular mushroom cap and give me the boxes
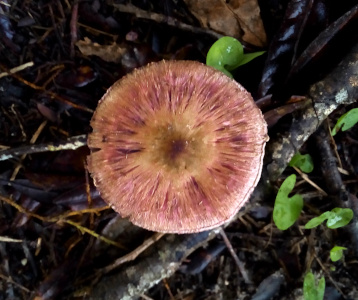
[87,60,268,233]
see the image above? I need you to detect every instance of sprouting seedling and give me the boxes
[289,152,314,173]
[206,36,265,78]
[303,271,325,300]
[331,108,358,136]
[305,208,353,229]
[330,246,347,262]
[273,174,303,230]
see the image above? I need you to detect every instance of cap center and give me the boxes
[169,139,186,161]
[153,126,196,170]
[135,119,216,174]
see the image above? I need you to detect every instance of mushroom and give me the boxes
[87,60,268,233]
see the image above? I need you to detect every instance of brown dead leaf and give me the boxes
[76,37,127,63]
[183,0,266,47]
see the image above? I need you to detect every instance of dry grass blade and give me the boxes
[0,195,124,249]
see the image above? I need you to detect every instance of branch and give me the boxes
[266,42,358,181]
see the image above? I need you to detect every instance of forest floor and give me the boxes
[1,1,358,299]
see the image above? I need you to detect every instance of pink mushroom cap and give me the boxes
[87,60,268,233]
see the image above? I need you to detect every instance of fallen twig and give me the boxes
[0,134,87,161]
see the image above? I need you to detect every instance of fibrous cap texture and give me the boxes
[88,60,268,233]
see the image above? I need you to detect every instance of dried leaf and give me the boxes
[76,37,127,63]
[183,0,266,47]
[228,0,267,47]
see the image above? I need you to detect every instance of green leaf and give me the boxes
[304,271,325,300]
[237,51,266,67]
[331,108,358,136]
[206,36,265,78]
[273,174,303,230]
[206,37,243,78]
[289,152,314,173]
[305,208,353,229]
[326,208,353,229]
[330,246,347,262]
[305,212,330,229]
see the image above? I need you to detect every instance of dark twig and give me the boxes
[347,194,358,257]
[251,271,285,300]
[70,2,79,59]
[111,3,222,40]
[288,4,358,80]
[314,122,346,196]
[258,0,313,98]
[48,3,65,54]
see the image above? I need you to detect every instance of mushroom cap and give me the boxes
[87,60,268,233]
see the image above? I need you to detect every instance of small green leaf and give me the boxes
[237,51,266,67]
[206,37,243,78]
[289,152,314,173]
[206,36,265,78]
[273,174,303,230]
[305,208,353,229]
[305,212,331,229]
[330,246,347,262]
[304,271,325,300]
[327,208,353,229]
[331,108,358,136]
